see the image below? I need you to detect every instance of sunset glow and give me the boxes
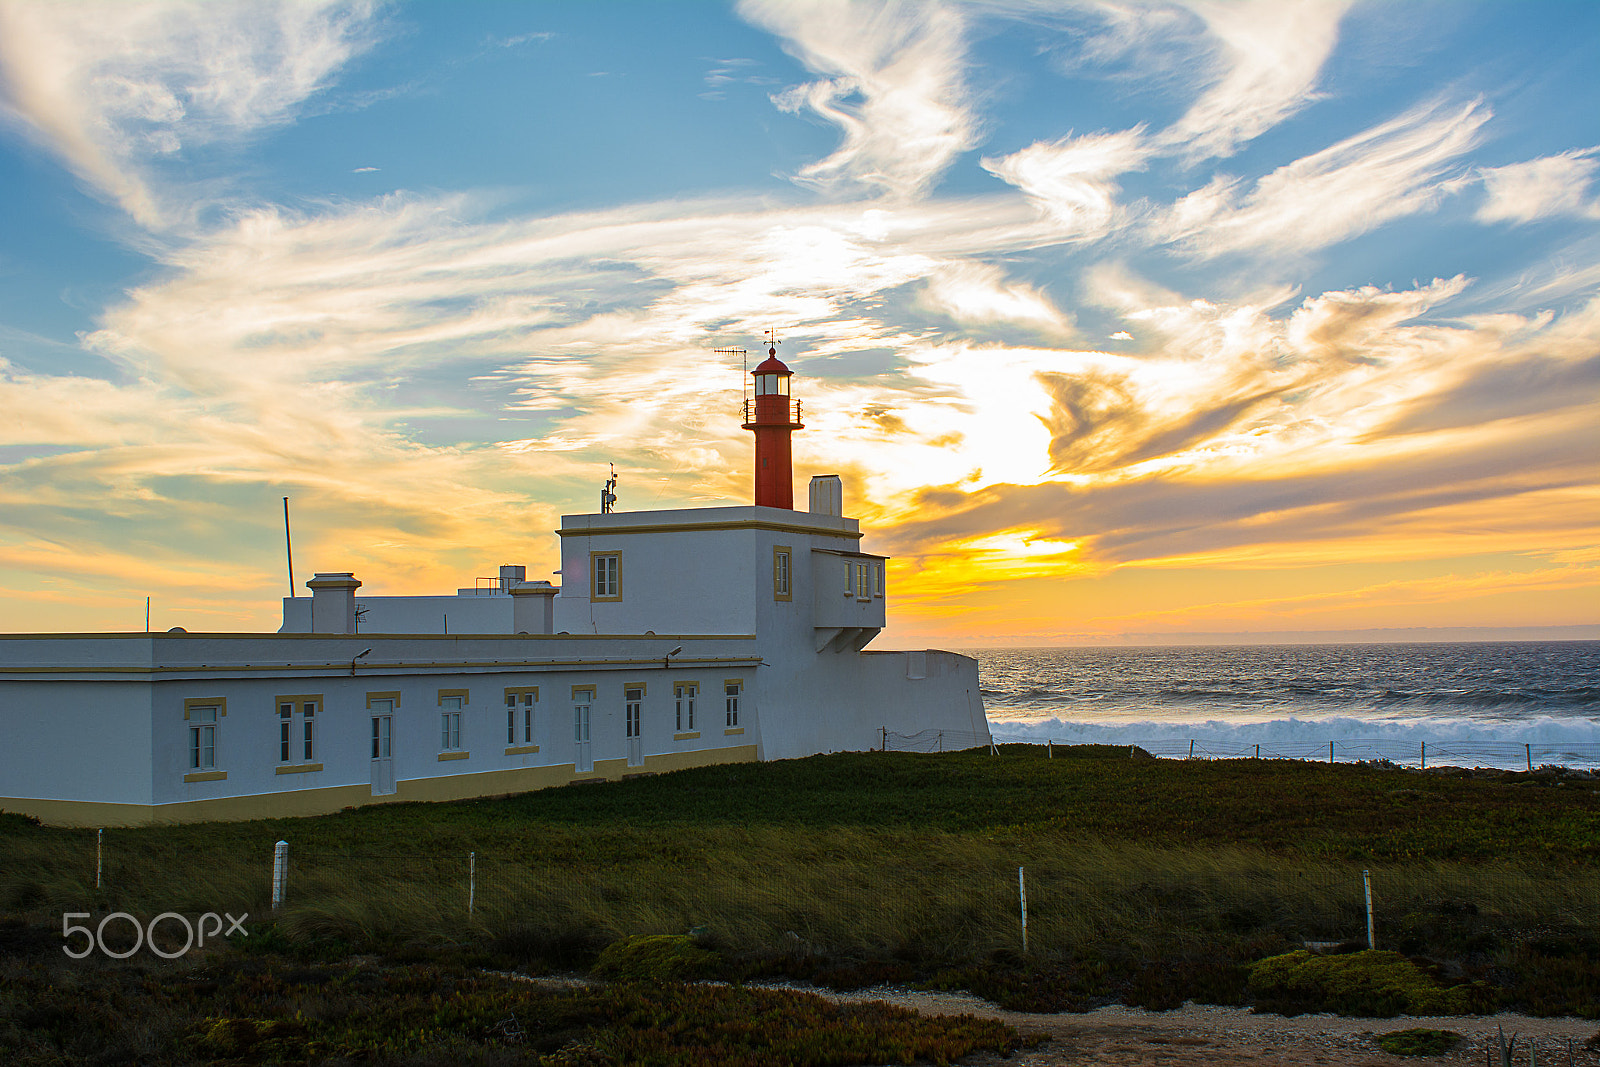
[0,0,1595,644]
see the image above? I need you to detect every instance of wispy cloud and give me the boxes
[1476,147,1600,225]
[1153,98,1490,258]
[0,0,382,230]
[982,126,1149,238]
[742,0,978,199]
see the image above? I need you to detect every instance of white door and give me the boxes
[573,702,592,772]
[370,701,395,795]
[625,686,643,767]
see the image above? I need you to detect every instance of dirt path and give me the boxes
[792,986,1600,1066]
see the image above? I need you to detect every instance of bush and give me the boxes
[591,934,721,982]
[1377,1028,1461,1056]
[1249,950,1469,1017]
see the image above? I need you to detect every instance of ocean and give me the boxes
[957,641,1600,770]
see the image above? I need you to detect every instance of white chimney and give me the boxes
[809,474,843,516]
[306,573,361,634]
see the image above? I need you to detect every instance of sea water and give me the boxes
[960,641,1600,770]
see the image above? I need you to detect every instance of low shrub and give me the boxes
[591,934,721,982]
[1249,950,1469,1017]
[1376,1028,1462,1056]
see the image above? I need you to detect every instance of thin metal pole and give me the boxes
[96,828,102,890]
[468,852,476,917]
[1421,741,1425,769]
[1330,740,1335,765]
[283,497,296,598]
[144,597,150,632]
[1363,869,1374,949]
[1526,744,1533,772]
[1018,866,1028,955]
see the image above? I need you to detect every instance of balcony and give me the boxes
[741,397,803,429]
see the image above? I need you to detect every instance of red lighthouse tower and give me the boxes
[741,341,804,509]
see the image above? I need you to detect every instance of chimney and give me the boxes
[809,474,843,517]
[510,582,558,634]
[307,572,361,634]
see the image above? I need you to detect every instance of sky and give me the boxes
[0,0,1595,646]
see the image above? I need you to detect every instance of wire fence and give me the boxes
[884,729,1600,772]
[29,834,1600,963]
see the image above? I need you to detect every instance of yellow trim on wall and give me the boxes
[559,516,863,540]
[274,693,322,708]
[2,745,763,827]
[183,770,227,783]
[724,728,745,736]
[438,751,470,762]
[623,682,646,698]
[183,697,226,720]
[504,685,539,699]
[590,549,622,602]
[504,744,540,756]
[674,731,701,741]
[366,691,401,708]
[437,688,468,704]
[275,763,324,775]
[571,685,596,701]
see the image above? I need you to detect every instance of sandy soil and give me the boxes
[791,985,1600,1066]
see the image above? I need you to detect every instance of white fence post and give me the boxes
[96,828,103,890]
[1363,869,1375,950]
[468,851,476,917]
[272,840,289,910]
[1018,866,1028,956]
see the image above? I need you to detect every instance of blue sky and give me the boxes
[0,0,1595,643]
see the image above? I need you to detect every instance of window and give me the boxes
[592,551,621,600]
[505,687,537,745]
[725,681,741,728]
[874,563,885,598]
[276,695,321,763]
[856,562,872,601]
[625,685,643,739]
[188,705,218,770]
[440,692,464,751]
[773,546,791,601]
[844,559,854,597]
[674,683,697,732]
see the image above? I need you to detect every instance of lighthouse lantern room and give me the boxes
[741,342,805,509]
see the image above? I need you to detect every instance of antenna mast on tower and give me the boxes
[714,345,750,405]
[600,463,618,514]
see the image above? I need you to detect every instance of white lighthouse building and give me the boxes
[0,350,990,826]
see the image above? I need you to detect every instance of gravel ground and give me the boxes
[787,985,1600,1066]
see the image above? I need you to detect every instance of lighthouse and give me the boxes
[741,342,805,509]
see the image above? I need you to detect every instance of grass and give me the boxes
[2,745,1598,1026]
[0,952,1018,1067]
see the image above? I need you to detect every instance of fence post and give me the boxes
[1188,739,1195,759]
[468,851,476,917]
[1329,740,1335,765]
[881,726,886,751]
[272,840,289,910]
[96,828,103,890]
[1363,869,1374,950]
[938,730,943,753]
[1018,866,1028,956]
[1526,744,1532,772]
[1421,741,1425,769]
[1047,738,1052,759]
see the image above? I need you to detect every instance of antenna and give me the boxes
[714,346,749,405]
[283,496,295,598]
[601,463,619,514]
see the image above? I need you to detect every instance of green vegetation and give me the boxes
[0,954,1017,1066]
[2,744,1598,1044]
[1376,1028,1463,1056]
[1248,950,1471,1017]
